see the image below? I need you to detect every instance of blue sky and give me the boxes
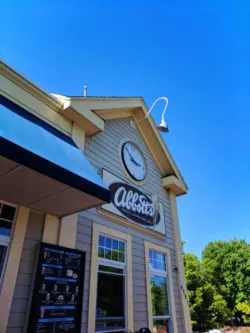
[1,1,249,258]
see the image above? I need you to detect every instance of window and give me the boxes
[98,235,125,263]
[96,235,126,332]
[149,250,170,333]
[0,202,16,281]
[88,224,133,333]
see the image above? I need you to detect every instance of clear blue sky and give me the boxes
[1,0,249,258]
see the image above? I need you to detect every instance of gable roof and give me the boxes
[53,94,188,194]
[0,61,187,195]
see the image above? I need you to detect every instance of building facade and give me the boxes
[0,61,192,333]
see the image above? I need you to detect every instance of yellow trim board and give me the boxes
[71,122,85,152]
[61,96,187,191]
[168,191,192,333]
[1,60,188,192]
[52,94,105,136]
[95,107,134,120]
[0,71,71,136]
[58,214,78,249]
[144,241,178,333]
[0,206,30,333]
[134,97,188,190]
[88,223,133,333]
[42,214,60,245]
[162,175,187,196]
[0,61,63,112]
[98,208,165,240]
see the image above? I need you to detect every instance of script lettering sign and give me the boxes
[110,182,160,226]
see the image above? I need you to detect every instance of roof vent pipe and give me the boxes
[84,85,88,97]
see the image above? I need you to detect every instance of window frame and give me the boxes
[145,241,177,333]
[98,234,126,264]
[0,200,17,284]
[88,223,133,333]
[96,234,127,332]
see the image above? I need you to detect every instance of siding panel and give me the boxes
[77,117,184,332]
[7,211,44,332]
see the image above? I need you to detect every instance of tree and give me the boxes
[184,253,230,332]
[184,239,250,330]
[202,239,250,322]
[236,301,250,323]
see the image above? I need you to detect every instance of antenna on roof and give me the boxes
[84,85,88,97]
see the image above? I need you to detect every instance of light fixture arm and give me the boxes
[145,96,169,120]
[144,97,169,133]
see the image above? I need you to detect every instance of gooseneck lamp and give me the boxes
[145,97,169,133]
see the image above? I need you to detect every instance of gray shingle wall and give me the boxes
[76,117,184,332]
[6,211,44,332]
[6,117,185,333]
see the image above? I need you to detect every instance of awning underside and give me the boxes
[0,156,105,216]
[0,97,110,216]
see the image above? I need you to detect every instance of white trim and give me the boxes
[98,258,125,270]
[88,223,133,333]
[0,206,30,333]
[145,241,178,333]
[0,200,17,208]
[0,240,9,247]
[0,235,11,244]
[0,201,18,284]
[153,315,171,320]
[149,253,170,324]
[0,217,15,223]
[95,328,126,333]
[150,268,168,277]
[96,233,127,332]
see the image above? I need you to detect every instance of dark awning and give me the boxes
[0,96,110,216]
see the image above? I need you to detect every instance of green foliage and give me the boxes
[236,301,250,323]
[184,253,230,332]
[202,239,250,316]
[151,276,169,316]
[184,239,250,332]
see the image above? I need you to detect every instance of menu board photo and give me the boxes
[27,242,85,333]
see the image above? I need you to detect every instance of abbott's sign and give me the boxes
[101,170,166,234]
[110,182,160,227]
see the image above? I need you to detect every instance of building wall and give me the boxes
[4,117,185,333]
[76,117,184,332]
[1,62,188,332]
[6,211,45,333]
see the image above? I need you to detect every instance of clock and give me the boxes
[121,141,147,181]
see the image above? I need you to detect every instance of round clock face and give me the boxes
[121,141,147,181]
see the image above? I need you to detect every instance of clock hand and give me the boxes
[133,159,142,167]
[125,146,133,159]
[125,147,138,164]
[131,156,140,167]
[125,147,142,167]
[134,159,142,167]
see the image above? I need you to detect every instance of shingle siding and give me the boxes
[7,211,44,332]
[6,117,184,333]
[76,117,184,332]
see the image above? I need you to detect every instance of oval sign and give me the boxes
[110,182,160,226]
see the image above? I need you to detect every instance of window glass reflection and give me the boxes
[151,275,169,316]
[0,245,7,278]
[98,235,125,263]
[149,250,166,271]
[153,319,169,333]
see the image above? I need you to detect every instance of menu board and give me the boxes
[27,242,85,333]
